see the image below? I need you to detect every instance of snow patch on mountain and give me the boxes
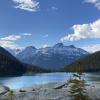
[11,43,89,70]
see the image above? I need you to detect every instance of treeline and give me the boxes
[24,63,51,73]
[0,46,52,76]
[0,53,51,76]
[63,51,100,72]
[0,52,26,76]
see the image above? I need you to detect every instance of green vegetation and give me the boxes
[63,51,100,72]
[0,50,26,76]
[68,78,90,100]
[68,67,91,100]
[25,63,51,73]
[8,90,15,100]
[0,52,50,76]
[0,46,51,76]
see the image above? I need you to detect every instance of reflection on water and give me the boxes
[0,72,72,89]
[0,72,100,90]
[85,73,100,82]
[68,73,91,100]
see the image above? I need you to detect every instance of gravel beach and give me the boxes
[0,81,100,100]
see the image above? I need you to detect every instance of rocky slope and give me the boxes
[15,43,89,70]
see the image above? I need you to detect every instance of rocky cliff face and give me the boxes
[15,43,88,70]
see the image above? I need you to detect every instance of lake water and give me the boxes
[0,72,100,89]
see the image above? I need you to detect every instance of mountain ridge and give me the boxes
[12,43,89,70]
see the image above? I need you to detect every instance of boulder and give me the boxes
[0,85,10,95]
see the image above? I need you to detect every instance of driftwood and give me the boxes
[53,83,68,89]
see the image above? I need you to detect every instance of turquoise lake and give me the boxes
[0,72,100,89]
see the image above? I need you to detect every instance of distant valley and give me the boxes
[7,43,89,70]
[1,43,100,76]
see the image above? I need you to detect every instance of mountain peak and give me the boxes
[68,45,76,48]
[16,43,89,70]
[26,46,36,50]
[53,43,64,48]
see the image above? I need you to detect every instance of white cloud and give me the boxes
[84,0,100,10]
[0,34,29,49]
[0,33,33,49]
[84,0,99,3]
[0,40,21,49]
[61,19,100,42]
[12,0,39,12]
[1,35,21,41]
[42,44,49,48]
[0,35,21,49]
[23,33,32,36]
[81,44,100,53]
[51,6,58,10]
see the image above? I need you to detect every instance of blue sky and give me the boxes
[0,0,100,52]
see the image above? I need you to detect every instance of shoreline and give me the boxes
[0,81,100,100]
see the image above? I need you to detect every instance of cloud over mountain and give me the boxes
[0,34,32,49]
[61,19,100,41]
[81,44,100,53]
[1,35,21,41]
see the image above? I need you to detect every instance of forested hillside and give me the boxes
[63,51,100,72]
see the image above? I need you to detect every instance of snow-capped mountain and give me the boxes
[16,46,37,63]
[16,43,89,70]
[6,48,21,56]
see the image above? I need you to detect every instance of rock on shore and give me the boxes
[0,82,100,100]
[0,85,10,95]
